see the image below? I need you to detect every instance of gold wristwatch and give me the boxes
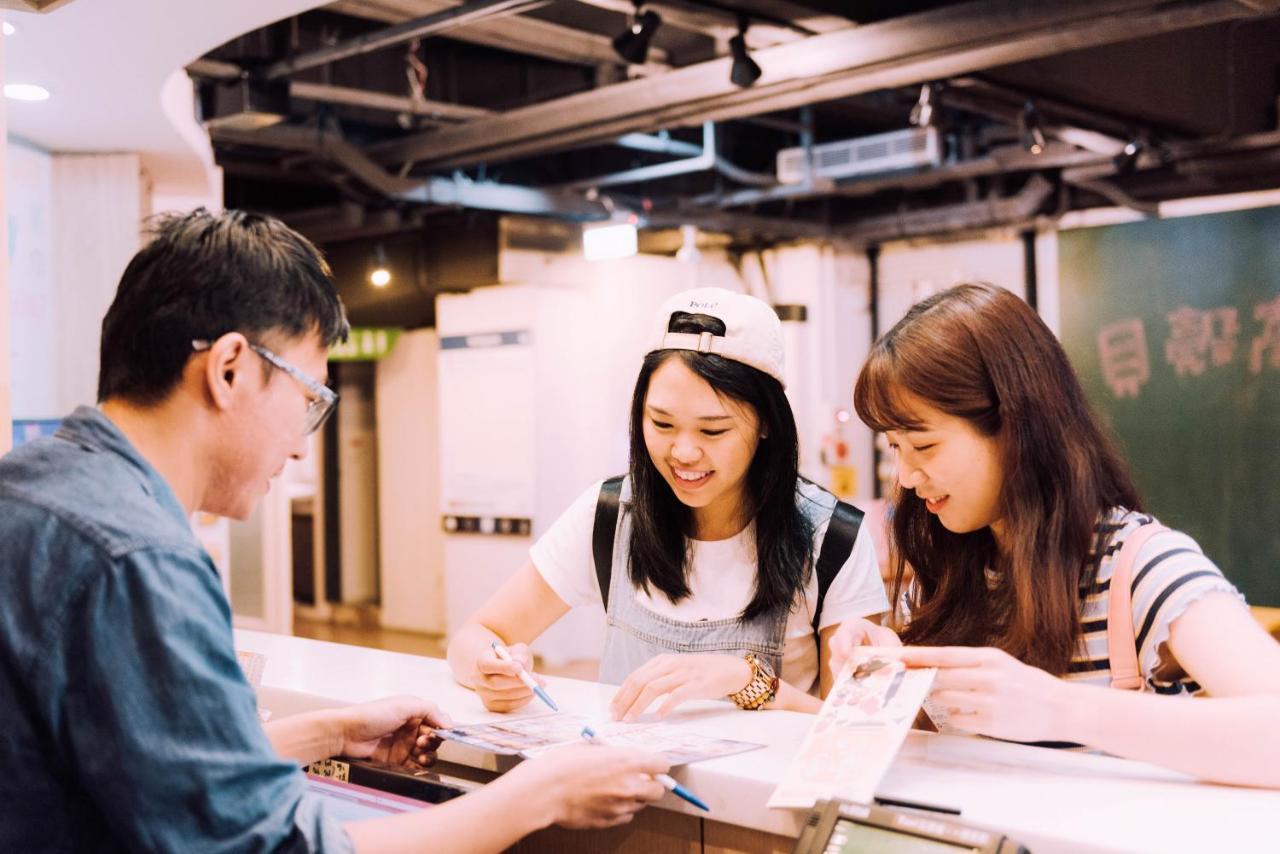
[727,652,779,710]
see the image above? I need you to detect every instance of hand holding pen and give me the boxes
[475,640,560,713]
[581,725,710,812]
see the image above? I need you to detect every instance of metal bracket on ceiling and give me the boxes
[556,122,777,191]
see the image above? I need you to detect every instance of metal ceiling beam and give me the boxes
[291,81,492,122]
[328,0,670,71]
[209,124,609,218]
[264,0,548,79]
[368,0,1280,170]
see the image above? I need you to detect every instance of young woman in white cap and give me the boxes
[448,288,889,718]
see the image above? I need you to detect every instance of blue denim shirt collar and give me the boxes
[55,405,192,532]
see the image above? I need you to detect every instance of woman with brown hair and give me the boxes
[832,282,1280,787]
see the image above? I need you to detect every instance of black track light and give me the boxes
[613,3,662,65]
[729,16,761,88]
[909,83,936,128]
[1113,138,1144,174]
[1019,101,1047,155]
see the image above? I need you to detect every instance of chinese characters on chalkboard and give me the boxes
[1097,295,1280,399]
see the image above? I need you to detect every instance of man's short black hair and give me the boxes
[97,208,349,405]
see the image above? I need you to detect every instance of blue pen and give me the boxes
[490,641,559,711]
[580,725,710,812]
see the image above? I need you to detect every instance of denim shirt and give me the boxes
[0,407,352,853]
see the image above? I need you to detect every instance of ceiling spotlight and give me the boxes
[583,220,638,261]
[369,244,391,287]
[3,21,15,36]
[1019,101,1047,155]
[909,83,936,128]
[729,16,762,89]
[4,83,50,102]
[612,3,662,65]
[1114,138,1145,174]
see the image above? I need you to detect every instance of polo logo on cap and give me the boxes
[689,300,719,310]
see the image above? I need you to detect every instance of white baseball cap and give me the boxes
[650,287,786,386]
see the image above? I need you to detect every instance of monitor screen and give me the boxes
[824,818,975,854]
[305,774,431,822]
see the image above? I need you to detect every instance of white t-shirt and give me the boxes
[530,480,890,693]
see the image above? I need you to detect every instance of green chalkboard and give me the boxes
[1059,206,1280,606]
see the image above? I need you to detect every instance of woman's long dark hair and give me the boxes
[627,312,812,622]
[854,283,1141,675]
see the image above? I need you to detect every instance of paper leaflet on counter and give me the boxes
[768,648,935,809]
[438,712,763,766]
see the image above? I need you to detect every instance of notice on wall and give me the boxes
[768,649,934,810]
[437,331,535,520]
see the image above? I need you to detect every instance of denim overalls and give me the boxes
[597,477,841,685]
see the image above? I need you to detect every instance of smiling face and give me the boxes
[641,357,762,538]
[205,332,331,520]
[885,392,1005,538]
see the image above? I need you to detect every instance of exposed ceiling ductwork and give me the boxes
[192,0,1280,247]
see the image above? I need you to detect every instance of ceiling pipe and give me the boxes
[367,0,1280,170]
[835,172,1056,245]
[700,141,1106,208]
[211,124,610,219]
[557,121,776,190]
[262,0,548,80]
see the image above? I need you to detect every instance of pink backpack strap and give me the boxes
[1106,521,1169,690]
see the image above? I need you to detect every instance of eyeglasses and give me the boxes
[192,339,338,435]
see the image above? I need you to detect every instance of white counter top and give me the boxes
[236,629,1279,854]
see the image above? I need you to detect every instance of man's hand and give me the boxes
[505,744,670,829]
[338,695,452,769]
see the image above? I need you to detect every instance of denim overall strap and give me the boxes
[597,478,789,685]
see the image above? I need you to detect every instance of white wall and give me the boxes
[0,41,9,455]
[5,147,146,421]
[6,139,55,420]
[51,154,145,411]
[337,363,379,604]
[876,231,1027,331]
[377,328,446,634]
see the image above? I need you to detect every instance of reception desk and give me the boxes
[236,629,1276,854]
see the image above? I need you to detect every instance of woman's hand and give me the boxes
[897,646,1070,743]
[829,617,901,676]
[473,642,544,713]
[610,653,752,721]
[338,695,452,768]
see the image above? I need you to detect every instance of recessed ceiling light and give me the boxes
[5,83,51,102]
[3,21,15,36]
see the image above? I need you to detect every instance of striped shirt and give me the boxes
[922,508,1243,736]
[1069,507,1243,694]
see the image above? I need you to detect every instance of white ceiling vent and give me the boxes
[776,127,942,184]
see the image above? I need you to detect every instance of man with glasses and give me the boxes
[0,209,666,852]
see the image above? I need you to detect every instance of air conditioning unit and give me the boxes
[776,127,942,184]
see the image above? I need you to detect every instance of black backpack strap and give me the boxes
[812,500,864,634]
[592,476,625,607]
